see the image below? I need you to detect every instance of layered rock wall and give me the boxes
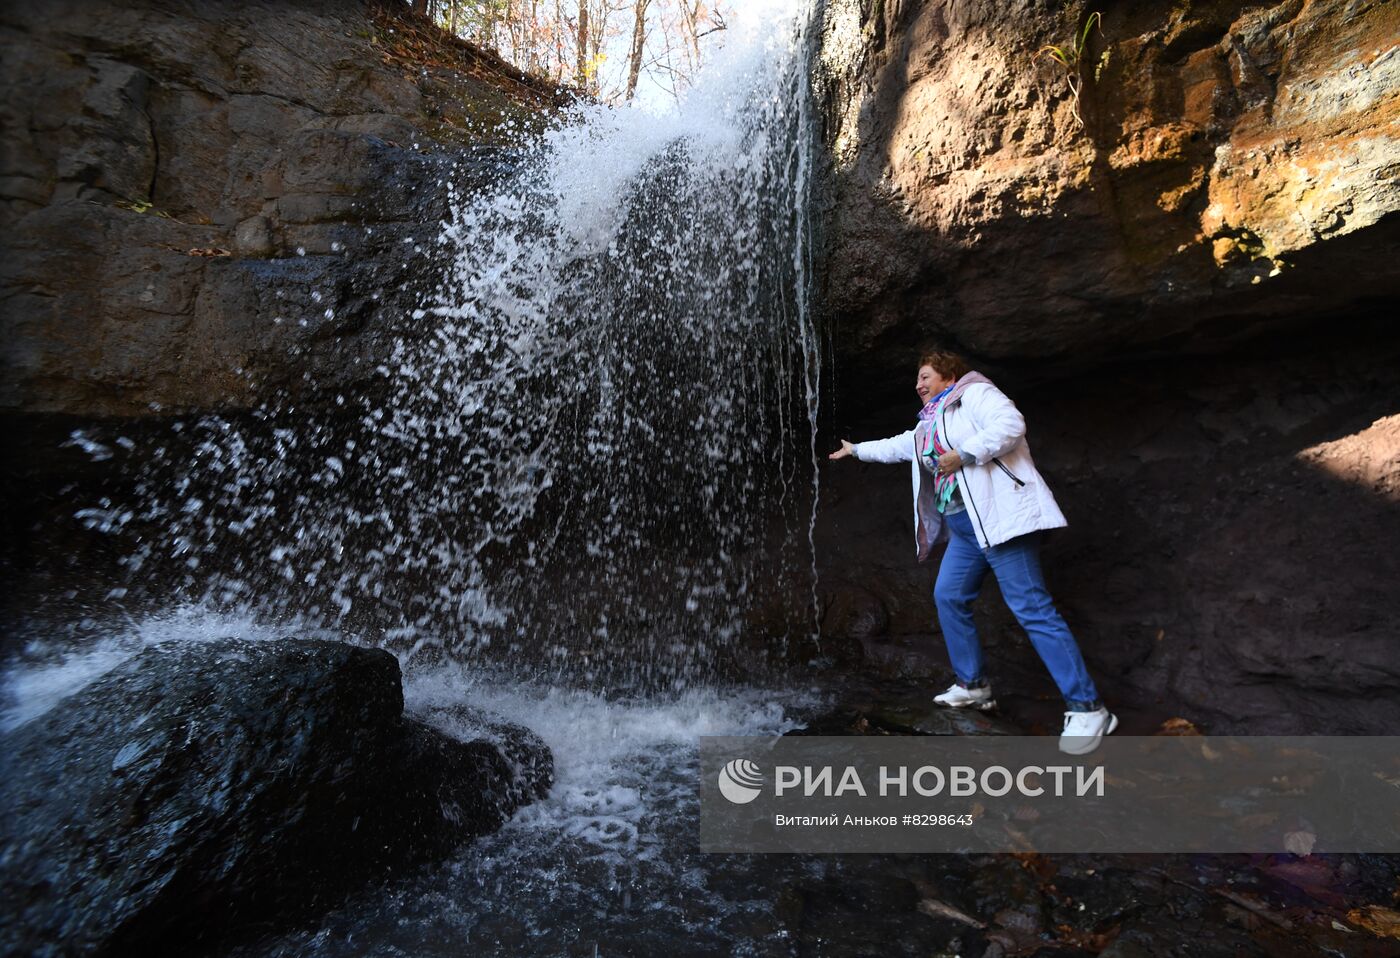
[817,0,1399,392]
[814,0,1400,732]
[0,0,565,416]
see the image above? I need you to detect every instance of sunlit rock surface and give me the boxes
[816,0,1400,381]
[811,0,1400,734]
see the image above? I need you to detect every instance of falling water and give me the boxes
[30,1,823,692]
[372,1,824,678]
[3,7,834,950]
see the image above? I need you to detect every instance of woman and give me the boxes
[829,350,1116,755]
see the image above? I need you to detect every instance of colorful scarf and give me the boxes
[917,385,959,513]
[916,385,952,423]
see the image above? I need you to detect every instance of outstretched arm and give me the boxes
[829,428,917,463]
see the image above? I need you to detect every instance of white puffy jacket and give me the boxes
[852,380,1067,553]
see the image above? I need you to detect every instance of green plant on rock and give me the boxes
[115,198,173,219]
[1035,11,1104,131]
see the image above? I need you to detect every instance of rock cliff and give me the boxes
[817,0,1399,390]
[814,0,1400,733]
[817,321,1400,734]
[0,0,566,416]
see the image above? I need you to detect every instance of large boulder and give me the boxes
[817,0,1400,394]
[0,638,551,956]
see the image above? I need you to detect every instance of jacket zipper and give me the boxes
[942,401,992,549]
[992,458,1025,486]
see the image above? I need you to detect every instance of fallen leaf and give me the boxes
[1001,823,1038,854]
[1012,851,1055,880]
[1348,905,1400,939]
[1156,717,1201,736]
[918,898,985,928]
[187,247,232,257]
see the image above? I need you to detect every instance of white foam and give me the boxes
[405,662,815,862]
[0,606,331,732]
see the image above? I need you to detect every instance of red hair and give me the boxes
[918,350,971,382]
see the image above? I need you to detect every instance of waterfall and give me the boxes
[43,0,824,691]
[386,0,824,681]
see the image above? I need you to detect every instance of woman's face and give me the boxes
[916,365,955,404]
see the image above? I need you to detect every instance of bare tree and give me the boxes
[587,1,618,97]
[575,0,590,89]
[679,1,702,69]
[623,0,651,101]
[416,0,729,103]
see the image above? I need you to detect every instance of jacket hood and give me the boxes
[944,370,995,408]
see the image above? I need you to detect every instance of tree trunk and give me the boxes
[575,0,589,89]
[485,0,501,49]
[624,0,651,101]
[588,2,609,97]
[412,0,428,17]
[681,1,702,67]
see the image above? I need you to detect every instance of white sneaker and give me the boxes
[933,682,997,711]
[1059,707,1118,755]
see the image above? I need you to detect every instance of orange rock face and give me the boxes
[817,0,1400,380]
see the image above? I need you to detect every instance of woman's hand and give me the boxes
[828,440,855,460]
[936,450,964,474]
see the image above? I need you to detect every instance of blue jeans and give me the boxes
[934,508,1103,711]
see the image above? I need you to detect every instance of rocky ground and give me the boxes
[756,680,1400,958]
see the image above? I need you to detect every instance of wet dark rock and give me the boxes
[792,692,1023,740]
[0,638,552,956]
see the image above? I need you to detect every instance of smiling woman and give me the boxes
[829,349,1117,755]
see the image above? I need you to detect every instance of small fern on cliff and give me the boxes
[1036,11,1103,130]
